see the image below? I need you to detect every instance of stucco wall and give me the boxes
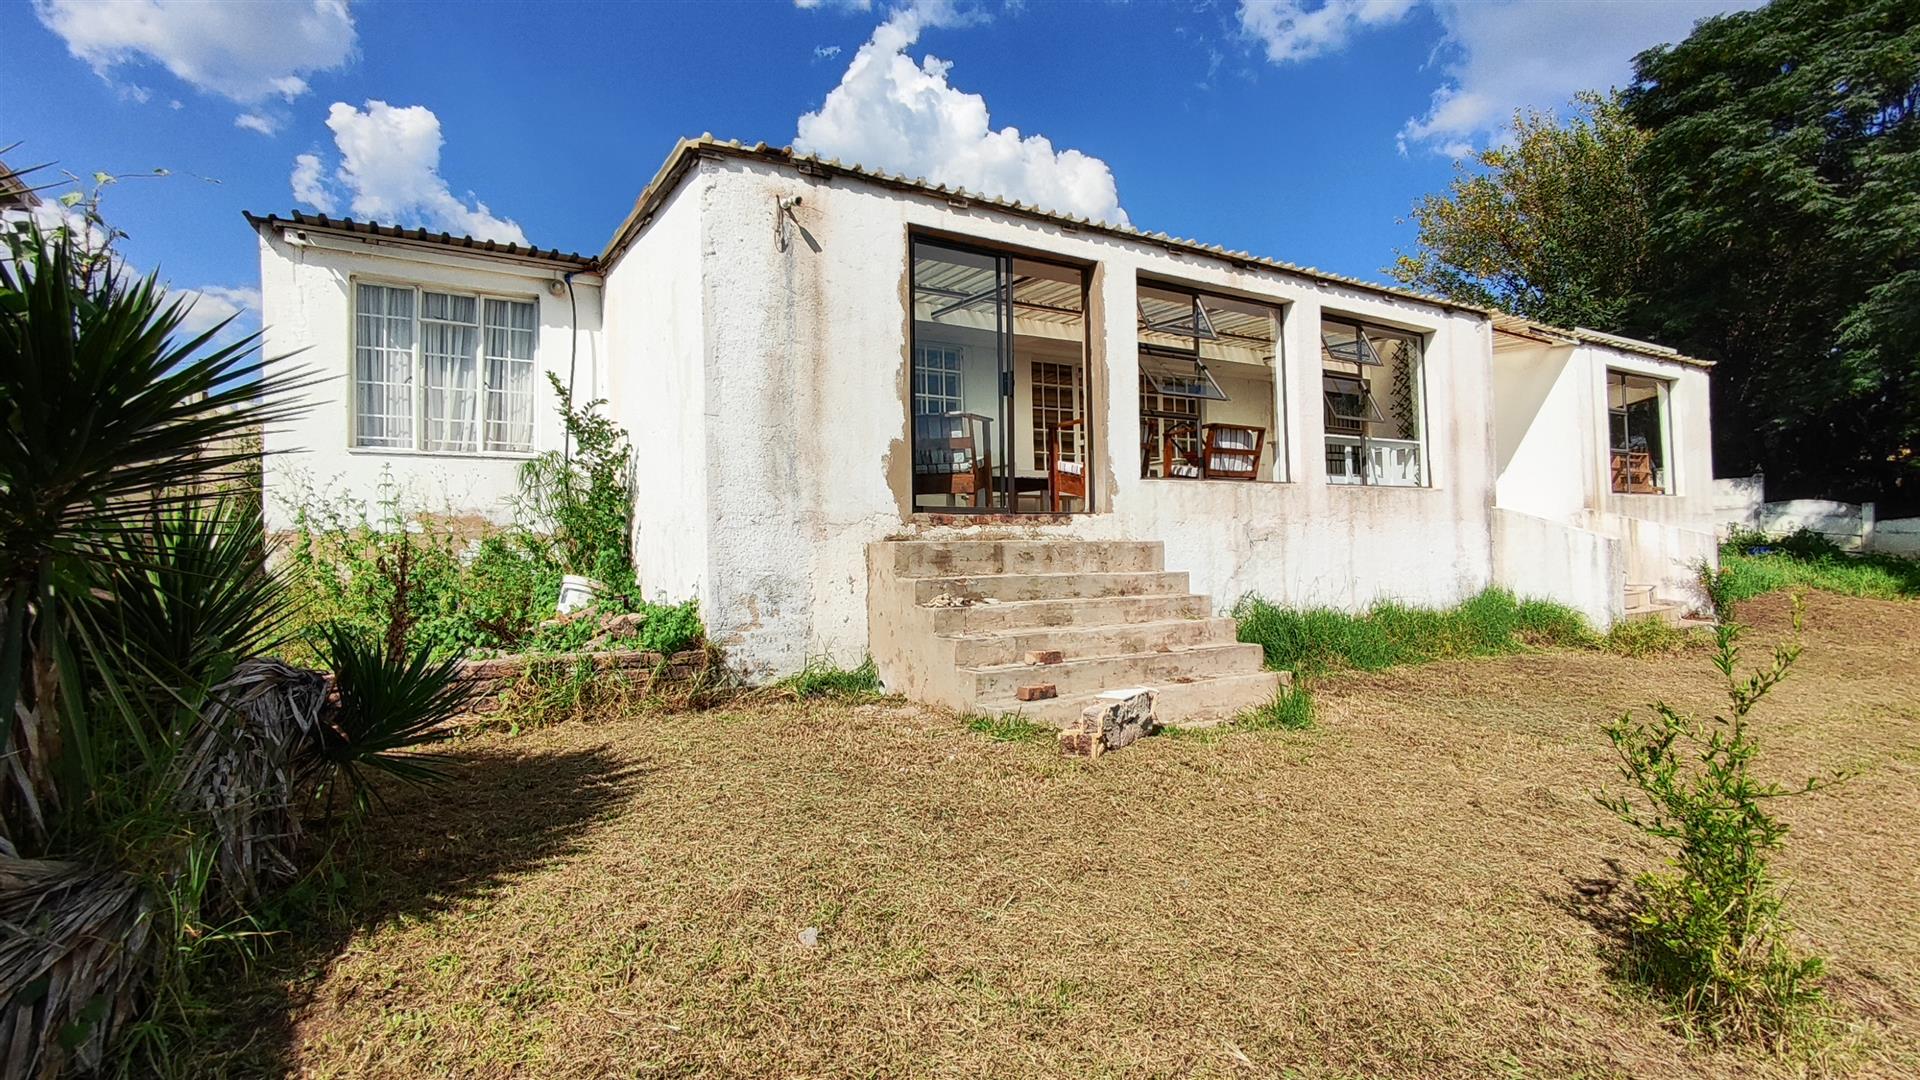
[683,159,1499,676]
[1491,508,1622,628]
[1490,336,1717,604]
[602,175,710,604]
[256,226,602,531]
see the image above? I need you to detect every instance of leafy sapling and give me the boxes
[1596,597,1848,1047]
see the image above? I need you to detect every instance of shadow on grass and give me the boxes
[1552,857,1644,988]
[180,744,644,1077]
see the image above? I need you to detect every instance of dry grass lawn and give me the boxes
[197,592,1920,1078]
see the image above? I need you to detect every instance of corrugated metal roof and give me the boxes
[1491,312,1712,369]
[242,210,595,269]
[602,135,1490,316]
[241,139,1707,371]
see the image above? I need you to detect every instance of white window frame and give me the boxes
[350,278,540,457]
[1606,368,1676,496]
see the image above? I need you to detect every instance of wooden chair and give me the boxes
[1610,449,1662,494]
[1161,421,1204,479]
[913,411,993,508]
[1201,423,1264,480]
[1046,418,1086,512]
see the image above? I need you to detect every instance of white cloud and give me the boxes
[814,44,843,59]
[1238,0,1757,156]
[1397,0,1759,155]
[795,0,873,10]
[35,0,355,102]
[1237,0,1416,63]
[235,112,278,136]
[174,284,261,340]
[290,101,527,245]
[795,0,1129,225]
[290,152,338,214]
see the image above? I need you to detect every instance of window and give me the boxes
[1321,316,1425,486]
[1608,370,1672,494]
[913,343,964,418]
[1137,283,1281,481]
[1140,375,1202,478]
[353,283,537,454]
[1030,359,1083,469]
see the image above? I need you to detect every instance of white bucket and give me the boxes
[556,574,603,614]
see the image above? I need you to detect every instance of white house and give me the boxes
[250,136,1719,720]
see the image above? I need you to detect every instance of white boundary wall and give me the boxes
[1711,475,1920,555]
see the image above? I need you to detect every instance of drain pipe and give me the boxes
[563,270,579,466]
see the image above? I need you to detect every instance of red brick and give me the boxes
[1015,684,1058,702]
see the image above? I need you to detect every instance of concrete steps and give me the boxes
[974,671,1287,726]
[868,538,1285,725]
[946,616,1239,667]
[912,570,1189,605]
[1623,582,1687,626]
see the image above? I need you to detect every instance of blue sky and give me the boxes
[0,0,1752,337]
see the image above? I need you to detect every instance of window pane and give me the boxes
[483,299,537,451]
[422,292,480,452]
[1609,370,1670,493]
[1322,316,1424,486]
[354,284,415,448]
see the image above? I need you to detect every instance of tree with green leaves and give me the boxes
[1391,91,1652,333]
[1627,0,1920,504]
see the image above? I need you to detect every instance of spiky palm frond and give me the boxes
[0,226,315,848]
[311,627,467,810]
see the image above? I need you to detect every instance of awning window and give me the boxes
[1142,354,1229,401]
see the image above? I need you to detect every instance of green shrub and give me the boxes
[516,374,635,597]
[1232,588,1594,674]
[1596,599,1844,1046]
[778,656,883,699]
[1715,528,1920,604]
[1235,687,1314,731]
[281,478,542,662]
[636,598,703,655]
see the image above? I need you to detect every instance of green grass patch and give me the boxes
[965,713,1054,743]
[1234,687,1315,731]
[1598,617,1701,657]
[1718,527,1920,604]
[1233,587,1593,675]
[776,656,884,700]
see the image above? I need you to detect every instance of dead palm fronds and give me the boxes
[0,858,152,1080]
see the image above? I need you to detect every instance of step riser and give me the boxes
[981,671,1287,725]
[915,571,1189,605]
[927,594,1212,633]
[949,618,1240,668]
[889,541,1164,578]
[1625,605,1686,627]
[970,643,1267,699]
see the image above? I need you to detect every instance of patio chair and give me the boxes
[1201,423,1264,480]
[1046,417,1087,512]
[1161,421,1204,479]
[913,411,993,508]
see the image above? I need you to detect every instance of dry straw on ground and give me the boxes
[195,593,1918,1078]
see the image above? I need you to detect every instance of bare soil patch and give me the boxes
[199,592,1920,1078]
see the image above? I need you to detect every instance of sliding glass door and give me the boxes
[910,238,1014,513]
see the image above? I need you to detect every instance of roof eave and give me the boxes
[244,210,597,272]
[597,136,1490,318]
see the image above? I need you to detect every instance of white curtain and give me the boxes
[421,292,480,452]
[354,284,415,447]
[483,298,536,452]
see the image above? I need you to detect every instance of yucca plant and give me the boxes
[0,226,310,852]
[310,626,468,813]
